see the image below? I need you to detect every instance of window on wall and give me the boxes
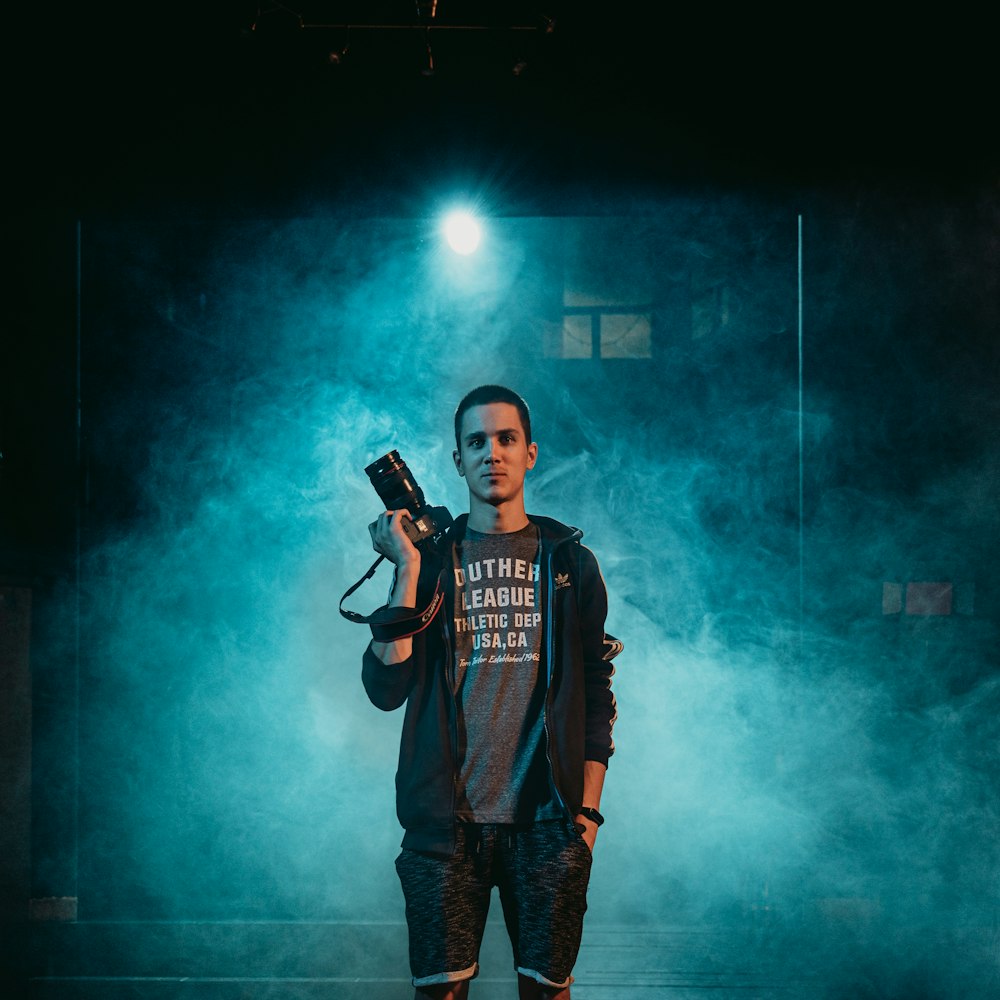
[553,307,653,359]
[543,217,655,360]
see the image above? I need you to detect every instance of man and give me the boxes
[362,384,621,999]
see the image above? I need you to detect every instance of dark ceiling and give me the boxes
[12,3,998,219]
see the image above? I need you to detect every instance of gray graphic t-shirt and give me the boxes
[452,524,557,823]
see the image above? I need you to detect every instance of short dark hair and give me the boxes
[454,385,532,450]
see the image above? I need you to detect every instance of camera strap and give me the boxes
[339,556,448,642]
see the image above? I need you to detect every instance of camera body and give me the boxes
[365,450,453,549]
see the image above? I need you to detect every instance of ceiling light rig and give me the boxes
[246,4,555,78]
[328,27,350,66]
[415,0,438,75]
[250,2,304,32]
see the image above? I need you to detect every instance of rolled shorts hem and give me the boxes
[517,965,574,990]
[412,962,479,988]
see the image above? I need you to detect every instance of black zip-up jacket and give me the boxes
[362,513,621,856]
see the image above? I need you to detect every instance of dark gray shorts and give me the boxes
[395,818,593,990]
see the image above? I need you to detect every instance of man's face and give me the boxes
[453,402,538,508]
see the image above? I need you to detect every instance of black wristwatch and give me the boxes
[578,806,604,827]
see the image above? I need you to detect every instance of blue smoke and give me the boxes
[60,190,1000,994]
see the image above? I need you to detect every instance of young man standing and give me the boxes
[362,385,621,999]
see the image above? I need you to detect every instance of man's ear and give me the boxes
[526,442,538,470]
[453,449,465,477]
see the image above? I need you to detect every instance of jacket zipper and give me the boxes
[442,581,458,823]
[543,535,574,815]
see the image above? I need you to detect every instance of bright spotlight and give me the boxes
[443,211,482,255]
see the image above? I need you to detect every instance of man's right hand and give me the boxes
[372,510,422,569]
[369,511,421,666]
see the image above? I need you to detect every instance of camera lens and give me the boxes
[365,450,426,515]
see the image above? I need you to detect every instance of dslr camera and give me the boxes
[366,450,453,549]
